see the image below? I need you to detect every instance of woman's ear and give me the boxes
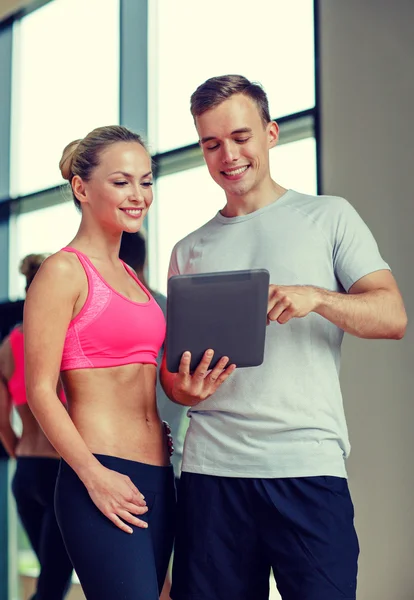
[71,175,88,206]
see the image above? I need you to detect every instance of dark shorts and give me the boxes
[171,473,359,600]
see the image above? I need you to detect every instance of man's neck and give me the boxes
[221,180,288,218]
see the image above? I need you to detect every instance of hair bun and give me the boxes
[59,139,81,181]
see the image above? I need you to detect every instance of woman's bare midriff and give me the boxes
[61,362,170,466]
[15,405,60,458]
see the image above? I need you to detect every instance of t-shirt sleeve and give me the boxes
[332,198,390,292]
[167,243,181,280]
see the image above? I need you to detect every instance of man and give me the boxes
[160,75,407,600]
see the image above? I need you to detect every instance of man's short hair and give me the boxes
[119,231,146,272]
[190,74,271,127]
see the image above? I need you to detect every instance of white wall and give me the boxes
[319,1,414,598]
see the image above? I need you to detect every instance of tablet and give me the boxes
[166,269,270,373]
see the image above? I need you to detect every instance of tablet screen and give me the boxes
[166,269,269,372]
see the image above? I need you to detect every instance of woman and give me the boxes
[0,253,73,600]
[24,126,175,600]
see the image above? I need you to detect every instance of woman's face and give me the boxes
[75,141,153,233]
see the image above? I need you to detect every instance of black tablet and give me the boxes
[166,269,270,373]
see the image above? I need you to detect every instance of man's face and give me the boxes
[195,93,278,198]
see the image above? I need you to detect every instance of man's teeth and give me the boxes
[223,166,248,176]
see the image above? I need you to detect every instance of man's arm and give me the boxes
[315,270,407,339]
[268,269,407,339]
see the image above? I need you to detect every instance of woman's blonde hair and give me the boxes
[59,125,147,210]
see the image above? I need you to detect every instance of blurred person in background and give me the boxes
[24,126,176,600]
[0,253,73,600]
[120,231,189,600]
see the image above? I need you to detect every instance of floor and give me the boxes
[270,575,282,599]
[21,575,85,599]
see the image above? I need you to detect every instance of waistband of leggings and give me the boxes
[14,456,61,477]
[60,453,174,492]
[15,456,60,465]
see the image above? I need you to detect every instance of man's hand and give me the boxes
[171,349,236,406]
[267,285,320,325]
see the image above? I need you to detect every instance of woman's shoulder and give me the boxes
[26,249,86,300]
[36,249,85,280]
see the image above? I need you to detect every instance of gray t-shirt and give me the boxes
[168,190,390,479]
[153,292,189,477]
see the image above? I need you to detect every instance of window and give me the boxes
[149,136,317,294]
[10,0,120,197]
[2,3,317,595]
[10,200,81,299]
[269,137,317,194]
[149,165,224,293]
[149,0,315,152]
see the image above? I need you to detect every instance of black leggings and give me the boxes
[11,457,73,600]
[55,454,176,600]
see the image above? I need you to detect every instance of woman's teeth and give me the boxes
[123,209,142,217]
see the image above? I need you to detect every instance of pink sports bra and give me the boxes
[60,247,166,371]
[9,328,66,406]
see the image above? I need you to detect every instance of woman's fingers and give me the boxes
[124,501,149,516]
[128,484,146,506]
[108,513,135,534]
[117,509,149,529]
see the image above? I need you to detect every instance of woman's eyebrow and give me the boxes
[108,170,152,178]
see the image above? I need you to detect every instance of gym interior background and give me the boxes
[0,1,412,599]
